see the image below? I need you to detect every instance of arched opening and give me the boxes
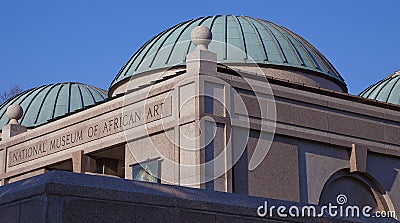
[319,169,392,213]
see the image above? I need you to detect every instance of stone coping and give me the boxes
[0,171,395,223]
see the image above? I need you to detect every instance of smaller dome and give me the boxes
[359,71,400,105]
[0,82,107,129]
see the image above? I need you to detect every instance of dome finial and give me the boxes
[6,104,23,125]
[191,26,212,50]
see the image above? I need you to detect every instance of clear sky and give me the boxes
[1,0,399,95]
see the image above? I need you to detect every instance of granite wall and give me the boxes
[0,171,395,223]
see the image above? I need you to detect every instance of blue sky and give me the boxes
[1,0,399,95]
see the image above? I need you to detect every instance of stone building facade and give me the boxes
[0,15,398,222]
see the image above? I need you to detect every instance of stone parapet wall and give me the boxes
[0,171,384,223]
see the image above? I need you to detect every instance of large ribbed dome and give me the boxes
[0,82,107,129]
[359,71,400,105]
[110,15,345,90]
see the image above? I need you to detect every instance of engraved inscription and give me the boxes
[7,97,172,167]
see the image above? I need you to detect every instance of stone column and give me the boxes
[72,150,97,174]
[178,26,217,188]
[0,104,26,185]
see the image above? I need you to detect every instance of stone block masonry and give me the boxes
[0,170,391,223]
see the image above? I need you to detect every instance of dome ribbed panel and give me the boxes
[0,83,107,129]
[359,72,400,105]
[110,15,345,90]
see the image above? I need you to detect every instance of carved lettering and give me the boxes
[8,97,171,167]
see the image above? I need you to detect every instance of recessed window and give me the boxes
[130,159,160,183]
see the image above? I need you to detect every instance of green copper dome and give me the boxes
[110,15,345,90]
[0,82,107,129]
[359,71,400,105]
